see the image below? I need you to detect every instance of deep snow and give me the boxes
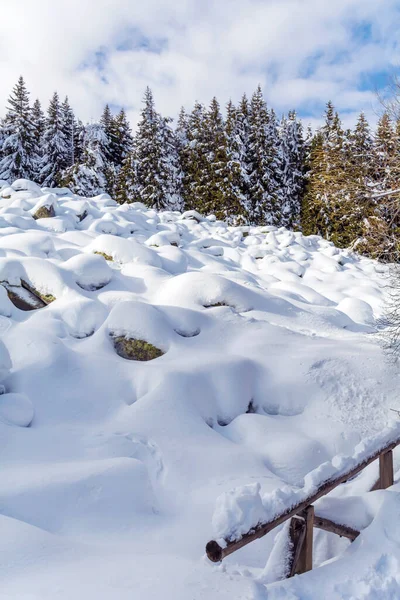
[0,179,400,599]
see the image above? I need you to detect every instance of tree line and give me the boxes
[1,76,399,260]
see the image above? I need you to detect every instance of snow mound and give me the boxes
[0,392,33,426]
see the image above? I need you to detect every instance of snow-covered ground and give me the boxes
[0,178,400,599]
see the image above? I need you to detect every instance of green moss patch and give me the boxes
[21,280,55,305]
[94,251,113,262]
[33,205,55,220]
[113,336,164,361]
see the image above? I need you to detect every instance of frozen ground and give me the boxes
[0,179,400,599]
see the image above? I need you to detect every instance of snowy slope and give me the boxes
[0,179,399,599]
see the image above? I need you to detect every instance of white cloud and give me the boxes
[0,0,399,127]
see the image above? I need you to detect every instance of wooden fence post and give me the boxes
[288,517,306,577]
[296,505,314,574]
[288,505,314,577]
[379,450,394,489]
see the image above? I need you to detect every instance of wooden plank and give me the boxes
[370,478,381,492]
[379,450,394,489]
[288,517,306,577]
[313,515,359,541]
[296,506,313,574]
[206,438,400,562]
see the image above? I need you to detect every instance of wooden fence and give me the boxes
[206,436,400,578]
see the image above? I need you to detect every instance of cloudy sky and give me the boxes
[0,0,399,129]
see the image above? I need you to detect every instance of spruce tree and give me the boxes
[361,112,400,260]
[301,130,327,236]
[114,151,137,204]
[374,112,397,190]
[268,107,284,226]
[32,99,45,181]
[301,102,354,246]
[346,112,375,237]
[110,108,133,167]
[0,76,38,182]
[62,123,107,196]
[181,101,208,212]
[128,87,182,210]
[279,111,305,228]
[247,85,279,225]
[202,97,242,221]
[73,119,85,165]
[61,97,76,169]
[100,104,118,194]
[32,99,45,147]
[225,98,250,222]
[40,92,69,187]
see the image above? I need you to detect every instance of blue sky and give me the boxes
[0,0,399,129]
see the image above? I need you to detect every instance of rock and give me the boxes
[33,205,55,220]
[113,336,164,361]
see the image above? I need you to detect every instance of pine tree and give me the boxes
[31,99,45,181]
[346,112,375,235]
[202,97,243,221]
[0,76,38,182]
[175,107,189,209]
[114,151,138,204]
[301,102,355,246]
[359,112,400,260]
[268,107,284,226]
[128,87,182,210]
[110,108,133,167]
[61,97,76,169]
[247,85,279,225]
[62,123,107,196]
[225,98,250,222]
[73,119,85,165]
[176,107,189,149]
[301,130,326,236]
[181,101,208,212]
[279,111,305,228]
[32,99,45,147]
[374,112,397,191]
[99,104,118,195]
[40,92,69,187]
[100,105,113,148]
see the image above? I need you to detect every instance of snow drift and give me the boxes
[0,179,399,599]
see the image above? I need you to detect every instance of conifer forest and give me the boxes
[1,76,399,261]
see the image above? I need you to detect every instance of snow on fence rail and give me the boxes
[206,423,400,577]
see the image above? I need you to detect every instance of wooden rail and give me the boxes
[206,438,399,577]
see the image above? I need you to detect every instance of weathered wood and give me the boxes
[313,515,359,541]
[206,438,400,562]
[288,517,306,577]
[296,506,313,574]
[370,478,381,492]
[379,450,394,489]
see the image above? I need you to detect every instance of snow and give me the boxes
[0,391,33,426]
[212,483,267,542]
[0,180,399,599]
